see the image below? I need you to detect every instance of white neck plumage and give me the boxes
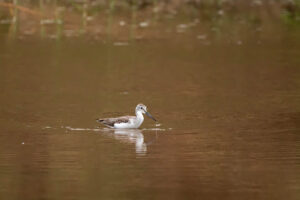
[135,111,144,125]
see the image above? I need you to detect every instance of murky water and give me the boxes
[1,29,300,200]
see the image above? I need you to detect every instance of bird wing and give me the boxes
[96,116,134,128]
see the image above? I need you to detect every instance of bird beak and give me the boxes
[145,111,157,122]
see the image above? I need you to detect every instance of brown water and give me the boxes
[0,29,300,200]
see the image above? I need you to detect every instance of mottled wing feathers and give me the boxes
[96,116,133,128]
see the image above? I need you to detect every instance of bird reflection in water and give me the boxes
[113,129,147,155]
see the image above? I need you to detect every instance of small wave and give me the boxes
[42,126,53,129]
[142,128,166,131]
[65,126,101,131]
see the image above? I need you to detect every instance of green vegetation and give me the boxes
[281,0,300,25]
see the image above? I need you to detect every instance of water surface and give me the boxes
[0,29,300,200]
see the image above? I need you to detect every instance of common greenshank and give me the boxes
[96,103,157,129]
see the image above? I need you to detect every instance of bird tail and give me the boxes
[96,118,114,128]
[96,118,104,123]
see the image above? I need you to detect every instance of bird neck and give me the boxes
[135,111,144,121]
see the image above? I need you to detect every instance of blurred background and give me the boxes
[0,1,300,200]
[0,0,299,41]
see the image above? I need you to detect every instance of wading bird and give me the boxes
[96,104,157,129]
